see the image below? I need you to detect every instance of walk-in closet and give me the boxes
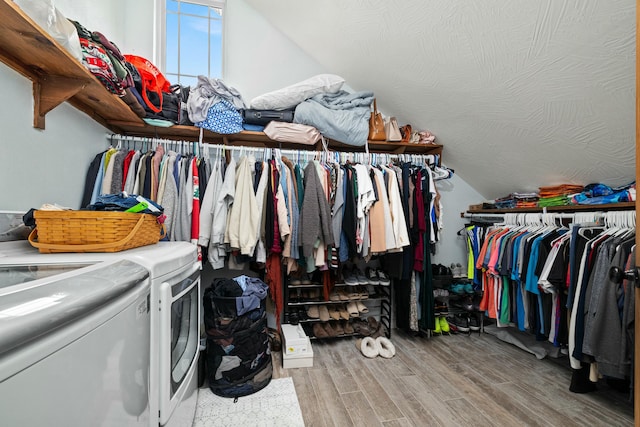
[0,1,637,426]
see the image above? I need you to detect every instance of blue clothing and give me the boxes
[90,153,107,205]
[233,275,268,316]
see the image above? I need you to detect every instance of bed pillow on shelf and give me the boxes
[250,74,345,110]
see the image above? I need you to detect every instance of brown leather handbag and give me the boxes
[368,98,386,141]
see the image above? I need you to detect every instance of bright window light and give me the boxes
[162,0,224,87]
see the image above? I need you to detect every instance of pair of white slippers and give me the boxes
[356,336,396,359]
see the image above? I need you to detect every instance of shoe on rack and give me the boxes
[456,263,467,279]
[463,282,474,294]
[352,319,371,336]
[366,316,379,333]
[328,305,341,320]
[313,322,329,338]
[434,300,449,316]
[306,305,319,319]
[359,285,370,299]
[318,305,331,322]
[337,289,350,301]
[366,267,380,285]
[354,268,369,285]
[377,270,391,286]
[461,295,474,312]
[343,320,355,334]
[449,283,465,295]
[347,301,360,318]
[331,320,344,335]
[446,318,459,334]
[433,317,442,334]
[356,301,368,314]
[439,316,450,334]
[453,314,470,333]
[323,322,338,337]
[468,314,481,331]
[338,305,350,320]
[450,263,459,278]
[343,269,359,286]
[472,294,481,311]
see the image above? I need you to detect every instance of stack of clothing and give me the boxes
[493,194,516,209]
[513,192,539,208]
[537,184,584,207]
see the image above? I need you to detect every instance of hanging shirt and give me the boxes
[354,164,375,255]
[226,155,260,256]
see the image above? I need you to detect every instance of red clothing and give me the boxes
[191,158,201,260]
[266,252,283,328]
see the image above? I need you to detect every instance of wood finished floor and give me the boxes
[272,328,634,427]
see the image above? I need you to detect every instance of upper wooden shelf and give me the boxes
[464,201,636,215]
[113,122,443,154]
[0,0,442,156]
[0,0,142,130]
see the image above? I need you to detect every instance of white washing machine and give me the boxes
[0,241,201,427]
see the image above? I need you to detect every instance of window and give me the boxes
[160,0,224,87]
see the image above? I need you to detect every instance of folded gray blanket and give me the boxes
[294,90,374,147]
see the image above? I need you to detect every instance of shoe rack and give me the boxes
[433,272,484,335]
[283,273,392,340]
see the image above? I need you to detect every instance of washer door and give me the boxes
[159,270,200,425]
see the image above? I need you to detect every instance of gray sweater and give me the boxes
[299,162,334,257]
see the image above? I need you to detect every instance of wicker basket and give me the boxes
[28,210,165,253]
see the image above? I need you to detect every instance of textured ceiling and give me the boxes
[244,0,635,200]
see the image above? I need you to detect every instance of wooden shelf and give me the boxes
[464,201,635,216]
[0,0,143,131]
[0,0,442,157]
[113,123,444,154]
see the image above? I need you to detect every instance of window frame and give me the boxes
[155,0,225,84]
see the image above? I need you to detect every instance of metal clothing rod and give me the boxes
[462,211,635,219]
[105,133,443,165]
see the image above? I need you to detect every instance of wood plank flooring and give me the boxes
[272,329,634,427]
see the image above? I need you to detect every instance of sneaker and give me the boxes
[468,314,481,331]
[366,267,380,285]
[354,268,369,285]
[434,300,449,316]
[460,295,474,312]
[449,283,465,295]
[450,263,459,278]
[433,317,442,334]
[377,270,391,286]
[446,319,459,334]
[463,282,474,294]
[456,263,467,279]
[453,314,470,332]
[439,316,450,334]
[343,269,358,286]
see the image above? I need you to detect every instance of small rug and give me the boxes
[484,324,561,360]
[193,377,304,427]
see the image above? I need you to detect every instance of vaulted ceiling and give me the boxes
[244,0,635,200]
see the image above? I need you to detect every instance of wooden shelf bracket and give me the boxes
[32,75,89,129]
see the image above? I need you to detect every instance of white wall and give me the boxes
[431,173,485,267]
[223,0,330,103]
[0,61,108,212]
[0,0,473,264]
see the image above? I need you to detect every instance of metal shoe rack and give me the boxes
[283,276,392,340]
[433,273,484,335]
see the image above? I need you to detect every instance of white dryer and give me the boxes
[0,241,201,427]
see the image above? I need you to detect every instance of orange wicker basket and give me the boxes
[28,210,165,253]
